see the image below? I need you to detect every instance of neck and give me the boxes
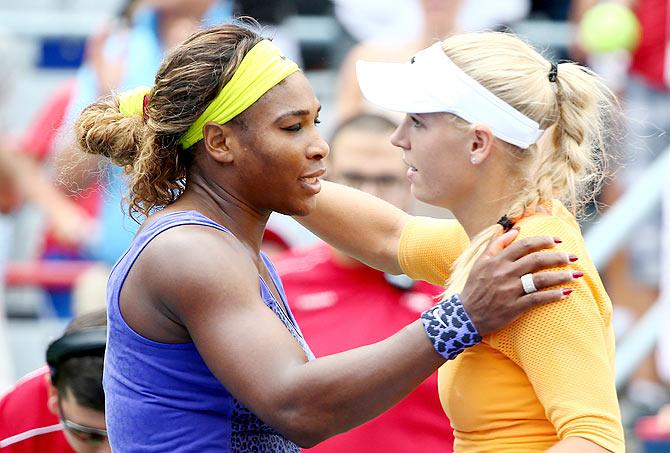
[175,173,269,255]
[450,170,519,239]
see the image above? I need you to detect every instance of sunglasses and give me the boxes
[57,400,108,444]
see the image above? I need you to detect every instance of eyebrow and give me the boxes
[274,105,322,122]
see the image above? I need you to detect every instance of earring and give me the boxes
[470,155,478,165]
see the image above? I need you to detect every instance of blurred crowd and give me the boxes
[0,0,669,451]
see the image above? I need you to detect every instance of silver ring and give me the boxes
[521,273,538,294]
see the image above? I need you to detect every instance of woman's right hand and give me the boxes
[460,229,577,336]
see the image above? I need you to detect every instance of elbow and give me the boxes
[272,403,339,448]
[292,434,325,449]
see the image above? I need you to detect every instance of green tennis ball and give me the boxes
[580,3,641,53]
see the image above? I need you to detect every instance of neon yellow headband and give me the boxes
[180,39,299,149]
[117,40,299,149]
[118,86,151,117]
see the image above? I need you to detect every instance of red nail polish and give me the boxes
[562,288,573,296]
[554,237,562,243]
[568,255,578,262]
[572,271,584,278]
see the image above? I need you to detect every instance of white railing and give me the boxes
[584,146,670,389]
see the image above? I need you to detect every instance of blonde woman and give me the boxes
[300,32,624,452]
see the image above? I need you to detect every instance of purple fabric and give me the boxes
[104,211,312,451]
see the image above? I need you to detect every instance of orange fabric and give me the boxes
[398,202,624,452]
[398,217,468,285]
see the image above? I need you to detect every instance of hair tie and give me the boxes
[548,62,558,83]
[142,94,150,122]
[497,215,514,232]
[118,86,152,118]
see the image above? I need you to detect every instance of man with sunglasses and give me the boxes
[0,310,108,452]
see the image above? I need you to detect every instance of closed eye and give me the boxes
[283,123,302,132]
[283,117,321,132]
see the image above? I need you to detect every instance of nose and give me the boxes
[307,134,330,160]
[390,122,409,151]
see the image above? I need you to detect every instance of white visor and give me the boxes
[356,42,543,149]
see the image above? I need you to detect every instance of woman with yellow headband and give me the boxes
[75,23,576,451]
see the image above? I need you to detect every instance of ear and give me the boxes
[202,122,236,164]
[46,375,59,416]
[469,124,495,165]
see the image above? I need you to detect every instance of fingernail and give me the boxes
[512,226,521,232]
[568,255,578,262]
[562,288,573,296]
[572,271,584,279]
[554,237,562,243]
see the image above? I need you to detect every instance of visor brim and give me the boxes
[356,60,445,114]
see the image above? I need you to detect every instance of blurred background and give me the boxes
[0,0,668,451]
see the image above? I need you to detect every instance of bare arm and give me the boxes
[146,226,577,447]
[296,180,411,275]
[0,148,22,213]
[12,152,96,246]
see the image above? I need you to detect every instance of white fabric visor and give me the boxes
[356,42,543,149]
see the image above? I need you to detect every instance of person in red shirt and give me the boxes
[0,310,108,452]
[275,113,455,452]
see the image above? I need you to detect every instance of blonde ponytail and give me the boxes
[438,32,617,297]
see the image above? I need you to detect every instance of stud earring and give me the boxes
[470,155,478,165]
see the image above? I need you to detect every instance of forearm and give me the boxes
[274,320,444,446]
[270,294,481,446]
[13,156,60,212]
[296,180,410,274]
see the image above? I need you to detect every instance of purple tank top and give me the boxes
[103,211,313,452]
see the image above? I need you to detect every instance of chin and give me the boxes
[411,186,431,204]
[277,199,316,217]
[412,187,449,210]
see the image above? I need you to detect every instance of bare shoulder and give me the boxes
[137,224,260,316]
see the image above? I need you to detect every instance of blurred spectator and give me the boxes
[332,0,529,45]
[332,0,530,121]
[0,309,107,452]
[0,28,18,391]
[333,0,463,121]
[275,113,454,452]
[56,0,234,268]
[20,0,235,317]
[13,81,97,252]
[235,0,303,65]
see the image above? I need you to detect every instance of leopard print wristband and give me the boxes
[421,293,482,360]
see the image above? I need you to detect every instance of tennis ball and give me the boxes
[580,3,641,53]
